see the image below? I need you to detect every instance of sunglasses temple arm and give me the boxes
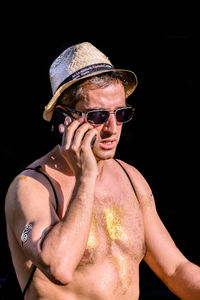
[66,107,88,120]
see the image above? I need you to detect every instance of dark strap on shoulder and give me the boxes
[114,159,137,195]
[25,166,59,213]
[22,166,59,296]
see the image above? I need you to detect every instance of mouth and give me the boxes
[99,139,117,150]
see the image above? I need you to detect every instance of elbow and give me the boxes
[42,263,73,285]
[40,252,73,285]
[49,266,73,285]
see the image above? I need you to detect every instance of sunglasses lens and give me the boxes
[87,110,109,124]
[116,108,133,123]
[87,108,134,124]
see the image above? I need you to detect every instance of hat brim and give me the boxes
[43,69,138,122]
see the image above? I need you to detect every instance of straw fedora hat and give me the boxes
[43,42,138,122]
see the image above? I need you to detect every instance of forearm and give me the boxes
[167,260,200,300]
[40,175,96,284]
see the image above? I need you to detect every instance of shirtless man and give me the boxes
[5,42,200,299]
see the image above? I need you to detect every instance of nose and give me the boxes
[103,113,118,134]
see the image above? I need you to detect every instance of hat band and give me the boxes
[56,63,114,91]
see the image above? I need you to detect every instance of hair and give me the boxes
[56,71,125,109]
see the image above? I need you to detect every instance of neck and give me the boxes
[49,145,106,179]
[96,159,105,180]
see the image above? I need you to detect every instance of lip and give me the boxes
[99,139,117,150]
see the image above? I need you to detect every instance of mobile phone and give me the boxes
[50,107,96,148]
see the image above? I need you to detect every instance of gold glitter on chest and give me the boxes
[112,255,131,294]
[104,205,128,242]
[86,213,98,250]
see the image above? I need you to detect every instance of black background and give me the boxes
[0,1,199,299]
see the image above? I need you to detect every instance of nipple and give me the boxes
[78,213,98,267]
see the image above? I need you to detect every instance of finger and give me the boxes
[58,116,72,134]
[61,118,85,149]
[81,128,97,150]
[58,124,65,134]
[64,116,72,126]
[72,123,94,149]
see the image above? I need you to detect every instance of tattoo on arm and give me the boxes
[21,223,54,249]
[21,224,33,247]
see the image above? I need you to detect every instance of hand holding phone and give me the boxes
[50,107,96,148]
[53,107,98,177]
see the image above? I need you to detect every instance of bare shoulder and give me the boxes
[113,159,148,186]
[114,159,155,208]
[6,170,47,207]
[5,169,57,233]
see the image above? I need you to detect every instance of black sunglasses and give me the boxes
[57,104,135,125]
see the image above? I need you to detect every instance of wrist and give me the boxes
[76,172,97,186]
[73,174,96,204]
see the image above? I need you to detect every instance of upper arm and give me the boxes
[5,172,60,269]
[117,160,188,282]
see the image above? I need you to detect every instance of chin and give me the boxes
[94,148,117,162]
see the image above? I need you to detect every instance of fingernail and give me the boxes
[65,116,71,125]
[78,117,85,123]
[58,124,65,133]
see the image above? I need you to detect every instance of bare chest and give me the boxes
[79,184,145,267]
